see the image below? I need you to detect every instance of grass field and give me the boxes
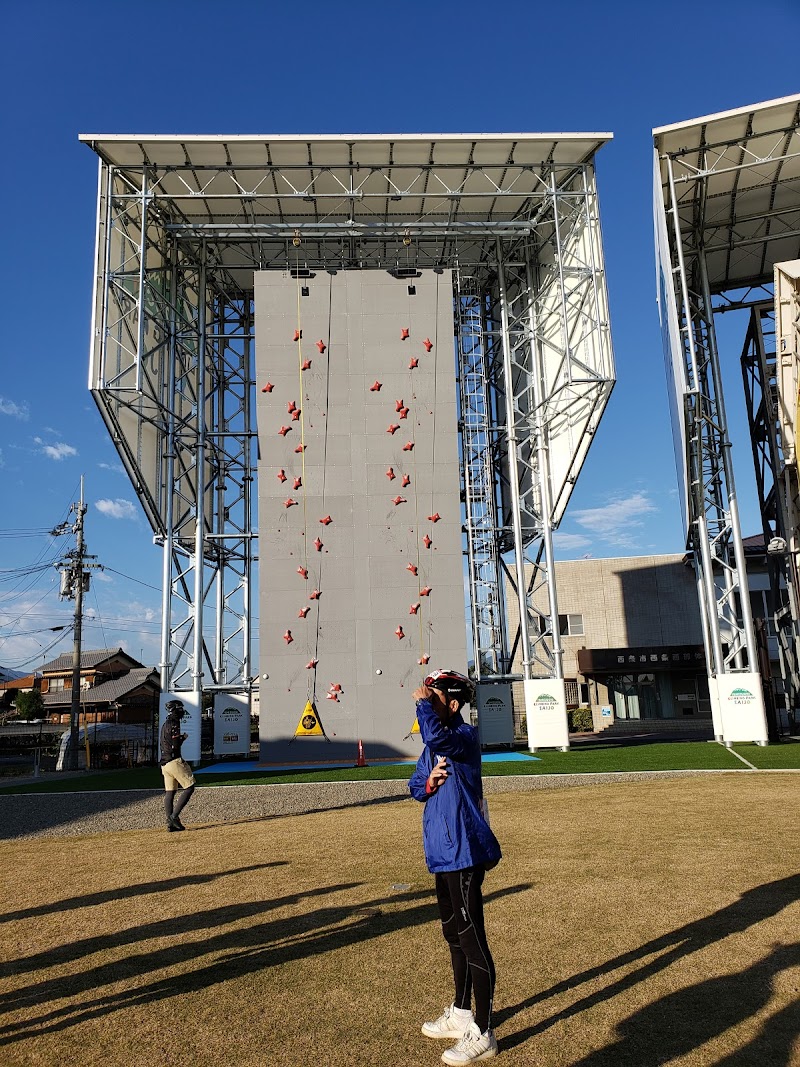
[1,774,799,1066]
[0,739,762,794]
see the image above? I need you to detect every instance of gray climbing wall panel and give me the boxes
[254,269,466,761]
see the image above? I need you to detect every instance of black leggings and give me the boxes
[435,867,496,1033]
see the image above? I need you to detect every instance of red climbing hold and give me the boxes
[392,496,407,506]
[387,423,400,435]
[409,603,420,615]
[298,606,310,618]
[407,563,418,575]
[283,630,294,644]
[316,339,326,353]
[423,338,433,352]
[400,328,410,340]
[419,654,430,665]
[395,626,405,639]
[402,442,414,452]
[320,515,333,525]
[309,589,321,600]
[293,477,302,490]
[428,512,441,523]
[293,329,302,341]
[395,399,404,412]
[423,534,432,549]
[420,586,432,596]
[294,444,307,453]
[385,467,396,480]
[284,498,298,508]
[278,425,291,436]
[409,357,419,370]
[261,382,274,393]
[287,400,297,413]
[370,381,382,392]
[297,567,309,579]
[313,537,323,552]
[398,407,409,420]
[326,692,339,701]
[306,658,318,669]
[301,358,312,370]
[401,474,411,487]
[291,409,301,421]
[277,469,287,483]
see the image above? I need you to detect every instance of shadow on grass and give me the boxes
[0,882,531,1044]
[0,862,287,924]
[496,874,800,1062]
[567,943,800,1067]
[0,879,353,986]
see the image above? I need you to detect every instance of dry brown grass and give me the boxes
[1,775,799,1067]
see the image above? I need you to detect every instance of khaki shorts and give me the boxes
[161,758,195,791]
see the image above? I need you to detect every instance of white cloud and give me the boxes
[94,571,113,583]
[95,498,137,521]
[0,397,29,420]
[572,492,658,548]
[34,437,77,461]
[553,532,592,551]
[98,461,126,475]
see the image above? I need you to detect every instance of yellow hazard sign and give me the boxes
[293,700,325,737]
[404,716,420,739]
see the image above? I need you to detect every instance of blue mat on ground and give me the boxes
[196,750,540,775]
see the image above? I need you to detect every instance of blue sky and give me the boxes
[1,0,798,673]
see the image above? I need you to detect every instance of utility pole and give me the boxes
[57,478,98,772]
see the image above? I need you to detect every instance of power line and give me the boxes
[101,566,162,592]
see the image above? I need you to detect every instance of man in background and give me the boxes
[159,698,195,832]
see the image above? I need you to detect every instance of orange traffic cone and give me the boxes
[355,739,368,768]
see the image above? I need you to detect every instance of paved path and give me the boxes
[0,769,742,840]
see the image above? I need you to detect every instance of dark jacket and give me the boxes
[408,698,501,874]
[159,714,184,764]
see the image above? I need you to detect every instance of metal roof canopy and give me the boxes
[654,94,800,293]
[79,132,611,257]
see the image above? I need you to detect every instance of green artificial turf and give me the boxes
[732,738,800,769]
[0,740,749,794]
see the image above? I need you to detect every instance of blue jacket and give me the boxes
[408,698,501,874]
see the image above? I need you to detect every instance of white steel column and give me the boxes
[496,242,533,683]
[192,246,208,697]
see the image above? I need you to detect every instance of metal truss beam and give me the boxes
[663,153,759,676]
[740,306,800,723]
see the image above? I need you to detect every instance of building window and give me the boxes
[559,614,584,637]
[749,590,776,637]
[565,679,579,708]
[49,677,65,691]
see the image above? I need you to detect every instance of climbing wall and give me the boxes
[254,270,466,760]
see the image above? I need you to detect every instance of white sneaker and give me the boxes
[422,1004,474,1039]
[441,1021,498,1064]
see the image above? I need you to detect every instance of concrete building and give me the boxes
[509,554,710,736]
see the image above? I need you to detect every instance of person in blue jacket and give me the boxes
[408,669,501,1065]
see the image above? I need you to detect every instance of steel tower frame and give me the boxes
[83,135,614,712]
[654,95,800,733]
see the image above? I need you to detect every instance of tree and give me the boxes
[14,689,45,720]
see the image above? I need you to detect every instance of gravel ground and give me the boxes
[0,769,738,840]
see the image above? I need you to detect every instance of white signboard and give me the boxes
[476,683,514,746]
[715,673,768,745]
[654,149,690,541]
[213,693,251,755]
[159,693,202,764]
[524,678,570,751]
